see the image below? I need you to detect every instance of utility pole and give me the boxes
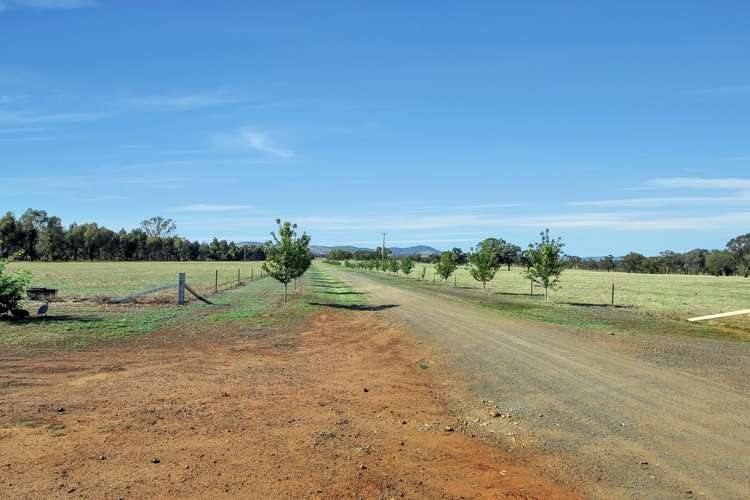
[381,232,387,269]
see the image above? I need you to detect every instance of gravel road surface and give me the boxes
[327,267,750,499]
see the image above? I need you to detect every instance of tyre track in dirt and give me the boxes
[326,266,750,499]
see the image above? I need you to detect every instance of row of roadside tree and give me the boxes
[327,233,750,277]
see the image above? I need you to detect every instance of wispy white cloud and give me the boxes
[179,210,750,232]
[0,110,110,125]
[128,90,241,111]
[567,193,750,208]
[0,0,95,12]
[0,135,54,142]
[172,204,254,213]
[688,84,750,96]
[214,128,295,159]
[642,177,750,190]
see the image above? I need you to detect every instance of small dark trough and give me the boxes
[27,287,58,300]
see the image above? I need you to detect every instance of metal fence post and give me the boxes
[178,272,186,305]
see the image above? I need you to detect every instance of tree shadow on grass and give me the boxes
[308,302,399,312]
[319,291,368,296]
[562,302,632,309]
[0,315,100,325]
[309,283,347,289]
[493,291,541,297]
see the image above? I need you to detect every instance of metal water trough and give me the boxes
[27,287,58,300]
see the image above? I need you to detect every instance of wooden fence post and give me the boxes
[215,270,218,293]
[251,268,254,281]
[237,269,240,286]
[530,279,533,296]
[611,283,615,307]
[178,272,186,305]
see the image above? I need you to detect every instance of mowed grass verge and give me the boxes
[6,261,266,300]
[334,264,750,341]
[0,264,365,351]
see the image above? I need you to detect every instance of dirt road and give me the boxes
[0,304,576,498]
[326,267,750,499]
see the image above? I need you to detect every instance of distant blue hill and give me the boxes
[237,241,442,258]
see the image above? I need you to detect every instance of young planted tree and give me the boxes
[523,229,565,301]
[262,220,312,304]
[434,251,458,288]
[420,266,426,280]
[400,256,415,277]
[467,246,498,290]
[388,258,400,275]
[0,244,32,317]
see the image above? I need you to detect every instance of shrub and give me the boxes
[0,247,32,317]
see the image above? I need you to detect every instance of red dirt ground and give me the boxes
[0,310,580,499]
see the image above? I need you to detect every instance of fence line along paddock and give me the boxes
[12,261,266,302]
[109,266,266,305]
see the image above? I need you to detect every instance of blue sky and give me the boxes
[1,1,749,255]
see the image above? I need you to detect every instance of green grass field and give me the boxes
[6,261,266,299]
[0,264,357,351]
[351,263,750,336]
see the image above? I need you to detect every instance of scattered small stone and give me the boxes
[444,426,455,432]
[66,488,76,494]
[491,409,502,418]
[401,420,407,425]
[150,458,161,464]
[56,407,65,413]
[222,392,230,397]
[98,455,106,461]
[363,388,369,393]
[359,464,367,469]
[538,413,544,418]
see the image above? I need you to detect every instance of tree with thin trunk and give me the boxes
[400,256,414,277]
[523,229,564,301]
[140,216,176,239]
[262,220,312,304]
[435,251,458,288]
[467,246,498,290]
[388,258,400,275]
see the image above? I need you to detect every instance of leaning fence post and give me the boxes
[215,270,218,293]
[178,272,186,305]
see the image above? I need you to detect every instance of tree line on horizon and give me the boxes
[327,235,750,277]
[0,209,265,262]
[2,209,748,276]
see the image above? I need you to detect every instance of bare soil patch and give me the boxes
[0,309,578,499]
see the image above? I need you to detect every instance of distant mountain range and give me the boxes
[237,241,441,258]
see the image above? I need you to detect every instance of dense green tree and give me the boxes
[705,250,734,276]
[601,255,616,272]
[140,216,176,239]
[0,244,32,317]
[388,258,400,274]
[400,256,415,277]
[262,220,312,303]
[622,252,646,273]
[449,247,468,265]
[683,249,708,274]
[726,233,750,277]
[435,251,458,288]
[523,229,564,301]
[467,246,498,289]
